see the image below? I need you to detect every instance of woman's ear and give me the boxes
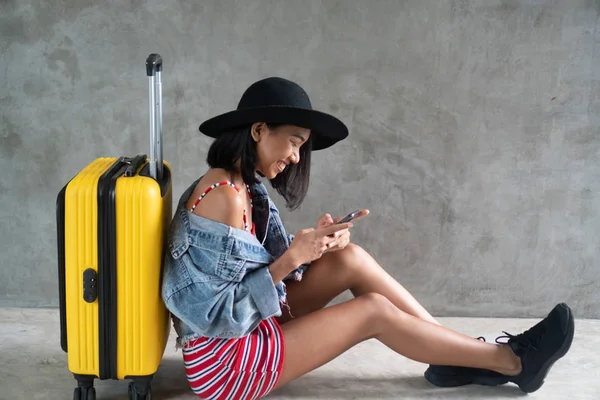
[250,122,266,142]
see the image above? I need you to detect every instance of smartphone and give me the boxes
[337,210,360,224]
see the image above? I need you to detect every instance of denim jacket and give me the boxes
[161,177,309,346]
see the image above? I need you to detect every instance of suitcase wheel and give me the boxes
[128,381,152,400]
[73,387,95,400]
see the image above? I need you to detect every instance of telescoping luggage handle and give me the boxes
[146,53,163,180]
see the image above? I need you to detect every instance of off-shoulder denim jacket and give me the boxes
[161,177,308,346]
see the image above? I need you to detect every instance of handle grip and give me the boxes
[146,54,163,76]
[146,53,163,180]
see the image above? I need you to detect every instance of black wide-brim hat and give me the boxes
[199,77,348,150]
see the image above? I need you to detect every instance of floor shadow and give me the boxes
[122,359,528,400]
[149,357,196,400]
[94,357,192,400]
[268,375,528,399]
[10,346,531,400]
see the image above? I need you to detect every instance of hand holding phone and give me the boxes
[325,210,358,237]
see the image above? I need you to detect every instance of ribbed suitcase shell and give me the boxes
[58,156,171,380]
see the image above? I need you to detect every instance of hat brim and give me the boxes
[198,106,348,150]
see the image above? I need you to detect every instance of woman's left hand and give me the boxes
[315,209,369,252]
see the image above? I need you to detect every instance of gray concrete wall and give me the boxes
[1,0,598,318]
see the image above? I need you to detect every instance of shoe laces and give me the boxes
[495,324,547,353]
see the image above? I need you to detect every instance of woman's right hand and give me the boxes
[288,222,354,265]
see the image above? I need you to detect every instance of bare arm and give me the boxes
[269,251,301,284]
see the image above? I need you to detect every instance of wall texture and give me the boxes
[1,0,598,318]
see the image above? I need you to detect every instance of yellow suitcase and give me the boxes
[56,54,171,400]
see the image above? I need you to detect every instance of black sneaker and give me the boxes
[424,337,510,387]
[425,365,510,387]
[498,302,575,393]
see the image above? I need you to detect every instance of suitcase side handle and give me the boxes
[124,154,148,177]
[146,53,163,180]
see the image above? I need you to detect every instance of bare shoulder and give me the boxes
[186,170,245,229]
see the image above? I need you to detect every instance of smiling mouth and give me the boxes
[277,161,287,172]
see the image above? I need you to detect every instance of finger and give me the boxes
[327,239,345,251]
[332,231,351,248]
[352,209,370,221]
[319,222,353,237]
[327,227,349,239]
[331,240,348,251]
[321,234,340,246]
[328,230,349,247]
[317,213,330,222]
[317,213,334,228]
[327,228,349,238]
[298,227,315,235]
[327,230,348,241]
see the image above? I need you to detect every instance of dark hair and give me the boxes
[205,124,313,210]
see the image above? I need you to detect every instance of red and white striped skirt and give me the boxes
[182,317,285,400]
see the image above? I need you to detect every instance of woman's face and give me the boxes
[252,123,311,179]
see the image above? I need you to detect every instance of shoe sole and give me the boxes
[424,369,510,387]
[518,303,575,393]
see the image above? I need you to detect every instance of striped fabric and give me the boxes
[182,316,285,400]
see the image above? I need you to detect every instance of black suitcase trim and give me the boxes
[56,183,70,353]
[97,158,130,380]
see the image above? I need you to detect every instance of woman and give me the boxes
[161,77,574,400]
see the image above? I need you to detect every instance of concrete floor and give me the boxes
[1,308,598,400]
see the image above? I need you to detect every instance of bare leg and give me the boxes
[278,243,440,325]
[275,293,521,389]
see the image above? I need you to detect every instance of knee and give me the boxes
[357,292,407,332]
[328,243,368,270]
[357,292,396,319]
[339,242,366,260]
[359,292,388,306]
[314,243,373,286]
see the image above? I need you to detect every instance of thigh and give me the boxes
[279,243,440,326]
[277,249,354,324]
[274,294,385,389]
